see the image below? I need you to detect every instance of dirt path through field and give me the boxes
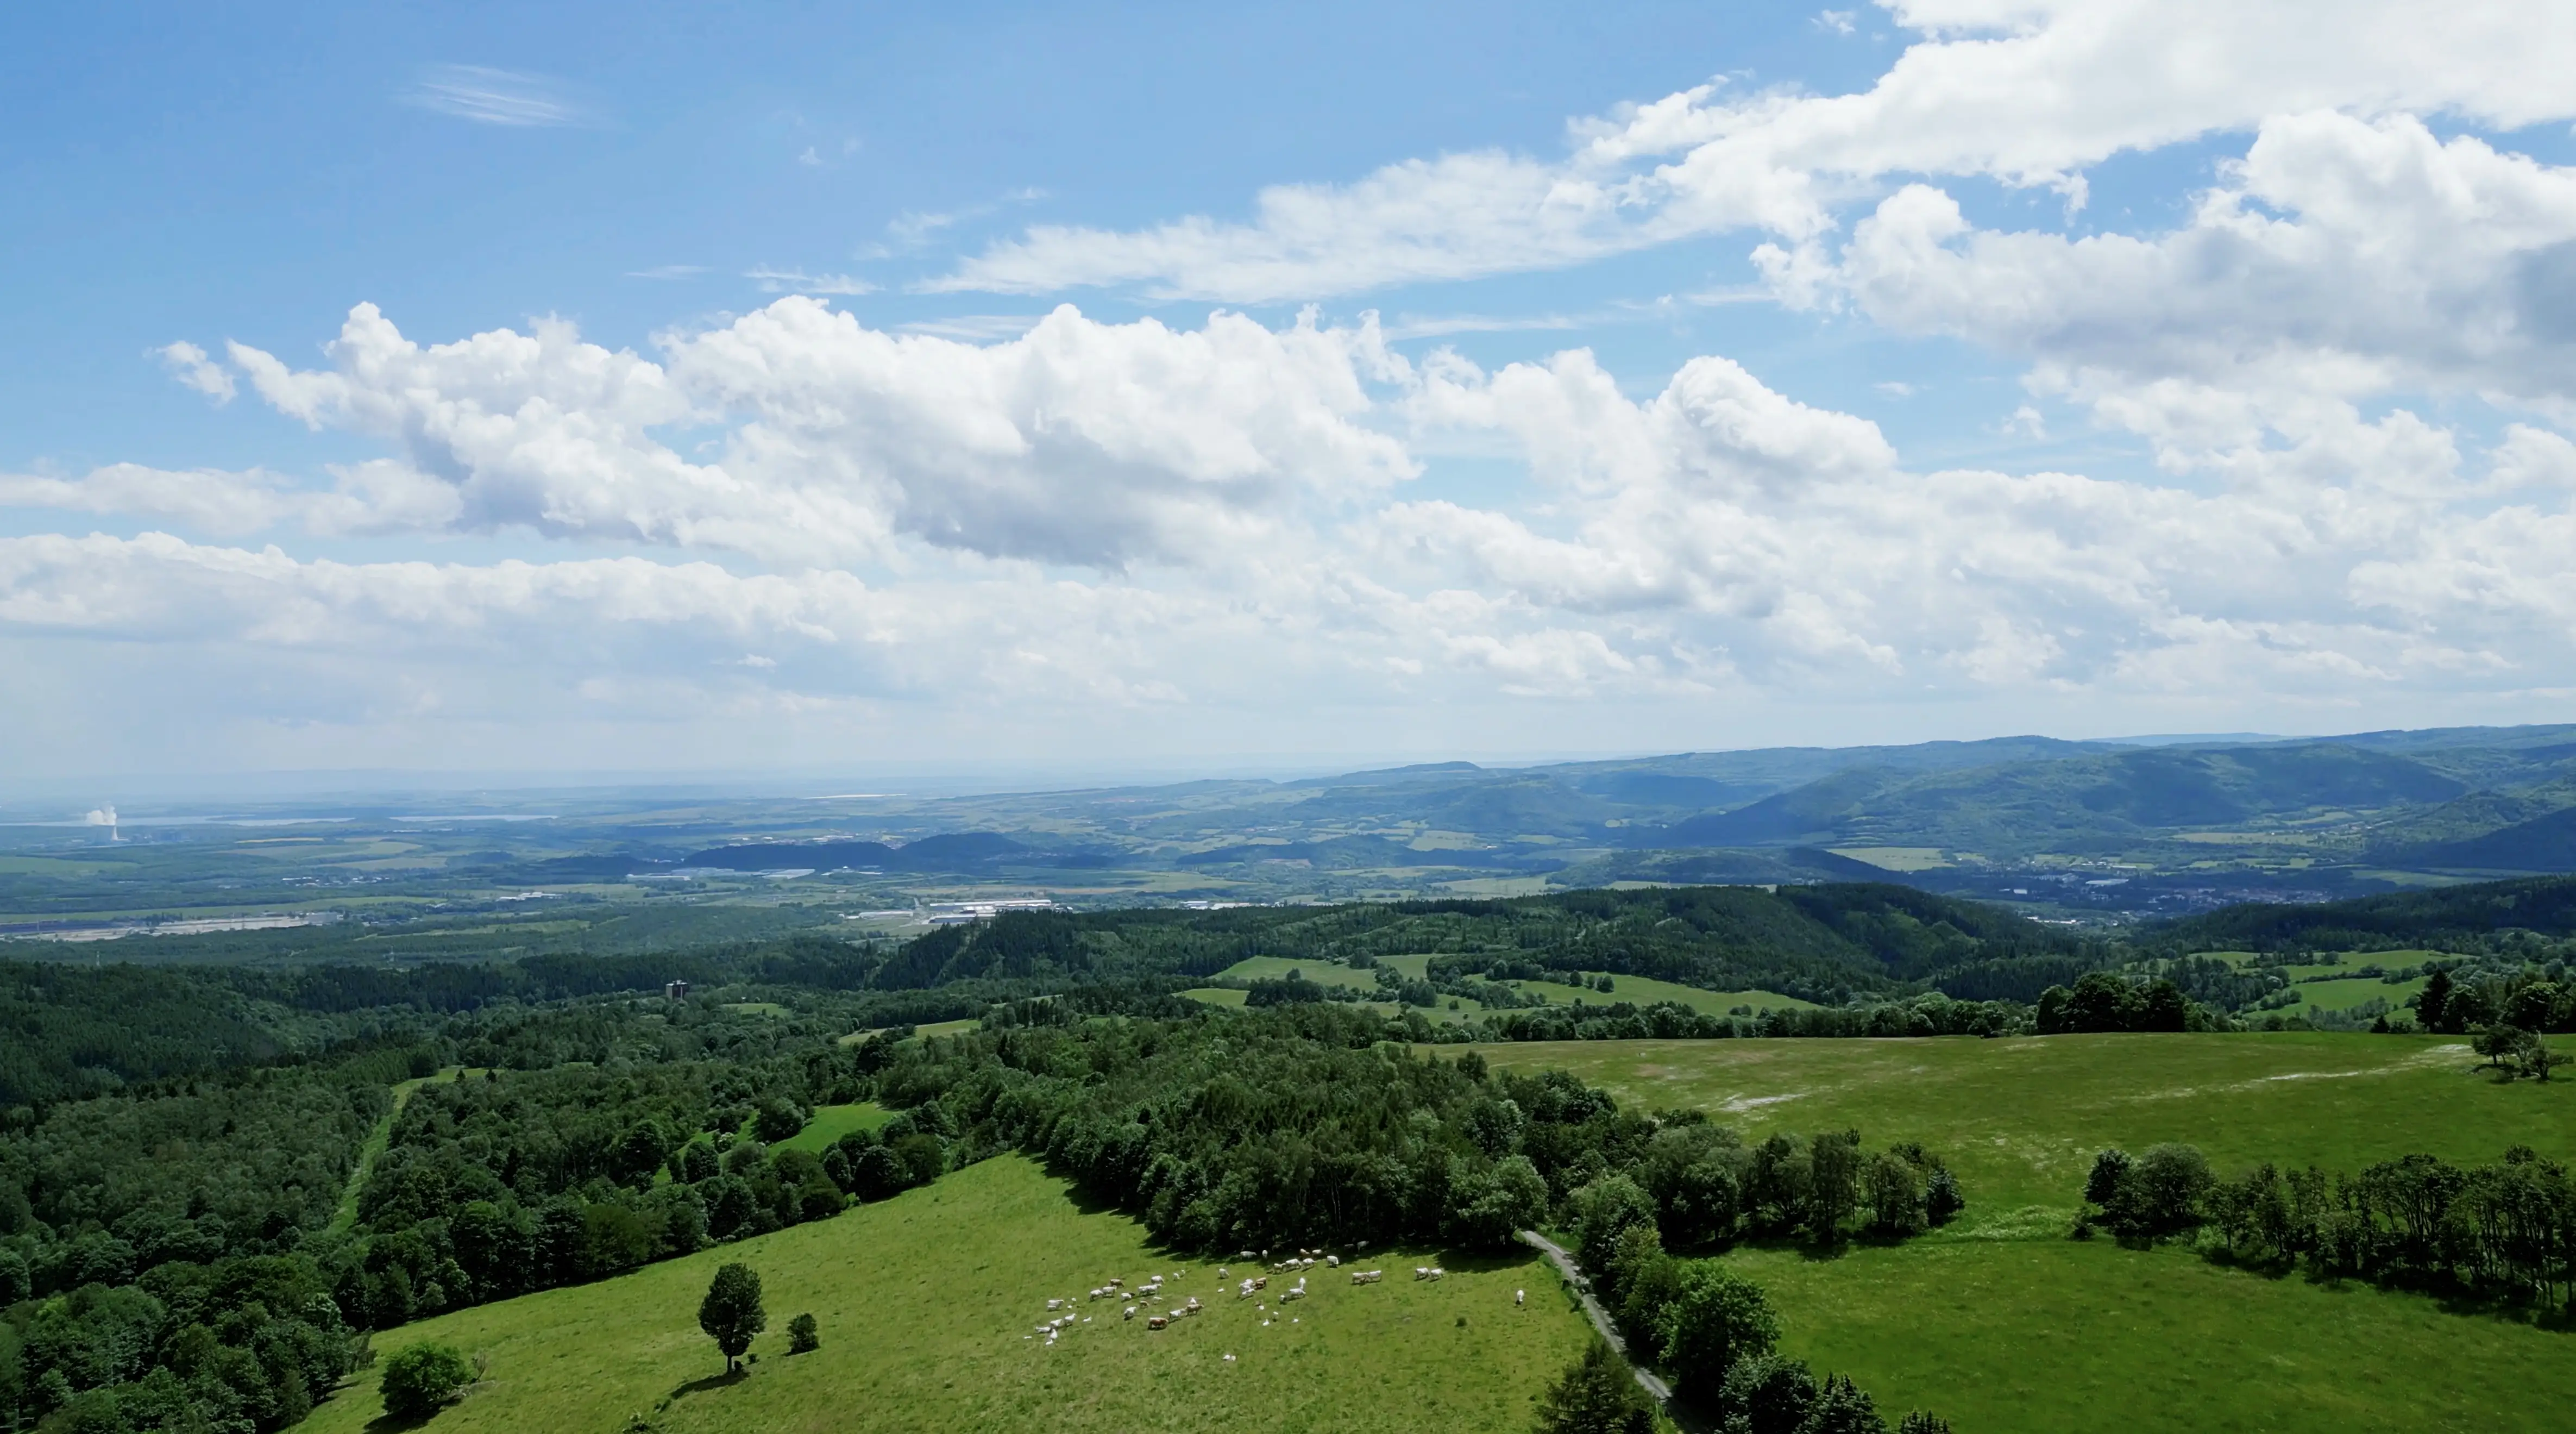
[1520,1229,1705,1429]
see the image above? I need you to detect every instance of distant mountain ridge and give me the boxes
[520,723,2576,892]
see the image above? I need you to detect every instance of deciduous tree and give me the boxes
[698,1263,766,1374]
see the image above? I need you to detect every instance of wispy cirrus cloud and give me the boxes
[625,265,706,281]
[405,65,595,128]
[745,266,876,296]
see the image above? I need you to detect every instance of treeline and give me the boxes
[1473,995,2024,1043]
[331,1028,927,1331]
[2079,1142,2576,1315]
[866,882,2098,1008]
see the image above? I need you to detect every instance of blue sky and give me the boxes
[8,2,2576,779]
[5,2,1936,471]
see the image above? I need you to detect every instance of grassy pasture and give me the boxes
[293,1155,1586,1434]
[1178,986,1249,1007]
[1371,954,1816,1014]
[1505,975,1819,1015]
[1475,1034,2569,1210]
[774,1103,893,1154]
[1476,1035,2576,1433]
[1733,1237,2573,1433]
[1208,955,1380,990]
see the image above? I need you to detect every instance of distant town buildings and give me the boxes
[925,897,1066,925]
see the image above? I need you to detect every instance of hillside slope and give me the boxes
[2152,874,2576,950]
[293,1154,1585,1434]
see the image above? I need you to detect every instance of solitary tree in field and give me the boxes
[380,1342,475,1420]
[699,1263,766,1374]
[2474,1024,2527,1071]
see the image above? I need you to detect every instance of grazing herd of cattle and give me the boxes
[1023,1245,1520,1350]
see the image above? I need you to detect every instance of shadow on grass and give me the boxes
[2190,1244,2576,1330]
[666,1368,748,1403]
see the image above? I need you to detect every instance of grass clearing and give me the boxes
[1207,956,1380,991]
[330,1068,472,1235]
[1826,847,1951,872]
[293,1155,1587,1434]
[1179,987,1249,1007]
[1475,1034,2570,1210]
[774,1103,893,1154]
[2288,972,2428,1012]
[1473,1035,2576,1433]
[1371,955,1815,1015]
[1506,975,1819,1015]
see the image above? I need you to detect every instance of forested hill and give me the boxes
[871,883,2090,1004]
[2150,874,2576,953]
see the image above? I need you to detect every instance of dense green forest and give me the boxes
[2154,875,2576,954]
[2,986,1971,1432]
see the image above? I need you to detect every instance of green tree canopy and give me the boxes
[1531,1340,1656,1434]
[379,1341,475,1421]
[698,1263,766,1373]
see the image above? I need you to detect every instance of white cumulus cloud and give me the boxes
[935,0,2576,302]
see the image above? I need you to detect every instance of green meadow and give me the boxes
[1208,955,1382,990]
[1206,955,1813,1017]
[1501,974,1819,1015]
[772,1102,893,1154]
[296,1155,1586,1434]
[1478,1034,2576,1432]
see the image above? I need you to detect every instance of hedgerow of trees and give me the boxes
[2080,1141,2576,1315]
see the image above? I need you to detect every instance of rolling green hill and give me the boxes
[292,1154,1588,1434]
[865,882,2088,1006]
[2153,874,2576,951]
[1668,743,2469,855]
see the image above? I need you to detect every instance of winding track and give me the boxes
[1518,1228,1692,1422]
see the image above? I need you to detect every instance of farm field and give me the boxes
[292,1154,1587,1434]
[1479,1034,2576,1432]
